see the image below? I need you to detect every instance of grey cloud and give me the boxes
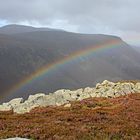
[0,0,140,44]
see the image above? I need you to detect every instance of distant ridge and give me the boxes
[0,24,65,34]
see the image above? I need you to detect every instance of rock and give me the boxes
[54,89,67,95]
[0,80,140,114]
[84,87,96,97]
[84,87,93,93]
[44,95,56,106]
[14,95,56,113]
[0,98,23,111]
[89,91,97,98]
[70,89,83,100]
[77,92,90,101]
[102,80,114,86]
[106,89,115,97]
[96,83,101,89]
[121,83,133,94]
[9,98,23,108]
[28,93,45,101]
[0,104,12,111]
[64,103,71,108]
[96,92,102,97]
[54,89,71,105]
[13,103,29,114]
[135,83,140,92]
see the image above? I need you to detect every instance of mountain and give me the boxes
[132,46,140,53]
[0,24,64,34]
[0,24,140,102]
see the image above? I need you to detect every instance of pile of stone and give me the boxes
[0,80,140,114]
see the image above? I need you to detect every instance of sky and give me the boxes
[0,0,140,46]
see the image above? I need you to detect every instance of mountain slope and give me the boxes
[132,46,140,53]
[0,25,140,102]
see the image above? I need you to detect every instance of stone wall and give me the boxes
[0,80,140,114]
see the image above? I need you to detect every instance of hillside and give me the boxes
[0,93,139,140]
[132,46,140,53]
[0,25,140,103]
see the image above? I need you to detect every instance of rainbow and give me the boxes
[3,39,123,99]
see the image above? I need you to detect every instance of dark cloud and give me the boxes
[0,0,140,44]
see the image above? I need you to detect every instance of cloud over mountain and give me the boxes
[0,0,140,44]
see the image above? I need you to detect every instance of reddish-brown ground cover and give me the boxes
[0,94,140,140]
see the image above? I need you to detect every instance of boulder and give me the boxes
[53,93,68,106]
[23,94,48,108]
[14,95,56,113]
[43,95,56,106]
[28,93,45,101]
[0,104,12,111]
[135,83,140,92]
[102,80,115,87]
[84,87,96,97]
[84,87,93,93]
[13,103,30,114]
[9,98,23,108]
[121,83,133,94]
[89,90,97,98]
[96,83,101,89]
[54,89,72,103]
[77,92,90,101]
[67,88,83,101]
[64,103,71,108]
[106,89,115,97]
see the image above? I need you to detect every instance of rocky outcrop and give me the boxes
[0,80,140,114]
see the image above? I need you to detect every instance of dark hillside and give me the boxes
[0,25,140,102]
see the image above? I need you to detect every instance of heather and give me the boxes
[0,94,140,140]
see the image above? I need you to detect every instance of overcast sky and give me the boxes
[0,0,140,45]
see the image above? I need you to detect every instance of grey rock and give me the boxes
[0,80,140,114]
[54,89,71,105]
[135,83,140,92]
[9,98,23,106]
[27,93,45,101]
[0,104,12,111]
[64,103,71,108]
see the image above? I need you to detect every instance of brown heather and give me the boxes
[0,94,140,140]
